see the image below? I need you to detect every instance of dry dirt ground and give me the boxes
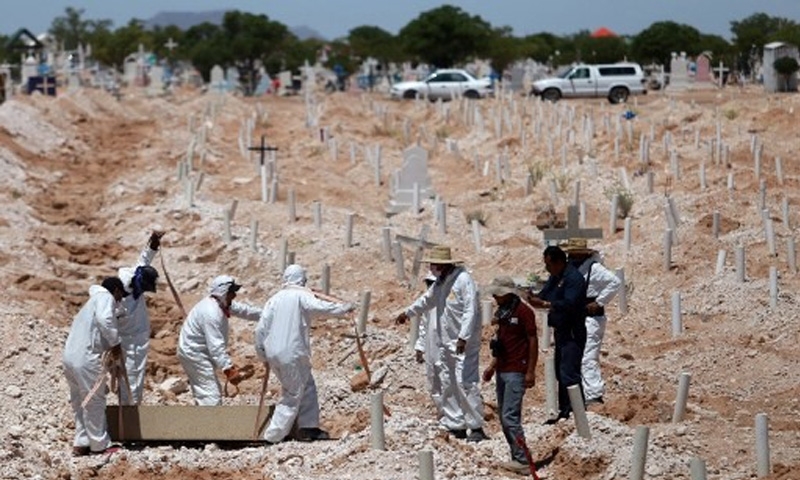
[0,83,798,480]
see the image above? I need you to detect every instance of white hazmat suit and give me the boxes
[62,284,124,453]
[117,246,157,404]
[255,265,354,443]
[178,276,261,406]
[414,275,443,414]
[404,265,484,432]
[576,253,622,402]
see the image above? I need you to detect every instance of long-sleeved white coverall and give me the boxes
[414,279,443,415]
[62,285,124,453]
[404,266,484,431]
[255,265,352,443]
[576,254,622,401]
[117,246,157,405]
[178,295,261,406]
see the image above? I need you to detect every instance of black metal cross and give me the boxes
[248,135,279,166]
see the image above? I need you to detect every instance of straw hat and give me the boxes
[561,238,596,255]
[484,276,521,297]
[422,245,462,264]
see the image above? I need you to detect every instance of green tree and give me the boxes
[348,25,399,65]
[486,26,522,76]
[519,33,560,64]
[220,11,296,94]
[631,21,702,68]
[730,13,796,60]
[574,32,629,64]
[398,4,493,68]
[773,56,799,92]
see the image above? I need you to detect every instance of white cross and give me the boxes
[713,61,726,88]
[164,38,178,53]
[542,205,604,242]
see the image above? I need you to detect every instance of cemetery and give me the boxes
[0,9,799,480]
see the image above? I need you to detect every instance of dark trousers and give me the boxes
[554,331,586,415]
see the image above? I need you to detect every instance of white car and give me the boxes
[530,63,647,104]
[390,69,493,101]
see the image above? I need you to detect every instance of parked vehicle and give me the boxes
[529,63,647,104]
[390,69,493,101]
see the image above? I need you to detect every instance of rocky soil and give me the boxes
[0,83,798,479]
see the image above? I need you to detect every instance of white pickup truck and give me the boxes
[530,63,647,104]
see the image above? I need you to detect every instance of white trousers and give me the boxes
[424,356,443,416]
[438,346,484,431]
[178,351,222,406]
[582,316,607,400]
[120,333,149,405]
[263,358,320,443]
[63,359,111,452]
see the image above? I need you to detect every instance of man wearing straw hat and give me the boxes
[395,245,487,442]
[562,238,621,407]
[482,276,539,474]
[528,245,587,424]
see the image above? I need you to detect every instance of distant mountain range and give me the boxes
[144,10,326,41]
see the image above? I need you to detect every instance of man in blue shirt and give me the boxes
[528,245,587,424]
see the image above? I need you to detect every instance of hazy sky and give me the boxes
[2,0,799,40]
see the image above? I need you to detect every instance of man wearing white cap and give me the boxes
[395,245,487,442]
[255,264,355,443]
[178,275,262,406]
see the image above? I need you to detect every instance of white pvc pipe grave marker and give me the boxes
[764,211,776,257]
[471,219,481,253]
[609,194,619,235]
[672,372,691,422]
[393,241,405,281]
[736,245,746,282]
[769,267,778,309]
[629,426,650,480]
[690,457,707,480]
[781,197,790,230]
[370,391,385,450]
[788,237,797,274]
[712,211,720,239]
[567,385,591,439]
[755,413,771,477]
[419,450,434,480]
[544,356,557,416]
[616,268,627,314]
[288,188,296,223]
[481,300,493,326]
[250,220,258,251]
[357,291,371,334]
[313,201,322,229]
[381,227,392,262]
[671,291,682,337]
[321,263,330,295]
[663,230,672,272]
[715,249,727,275]
[223,209,232,244]
[345,213,354,248]
[624,217,632,252]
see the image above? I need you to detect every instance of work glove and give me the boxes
[224,365,241,385]
[415,350,424,364]
[149,231,165,251]
[394,311,409,325]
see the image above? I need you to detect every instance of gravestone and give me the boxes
[67,72,81,91]
[277,71,292,96]
[148,66,164,94]
[695,53,712,82]
[225,66,240,92]
[123,60,138,85]
[254,73,271,96]
[387,145,435,214]
[669,52,690,91]
[509,66,525,92]
[210,65,225,93]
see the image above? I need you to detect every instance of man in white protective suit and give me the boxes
[62,277,127,457]
[413,273,443,415]
[178,275,262,406]
[116,231,162,405]
[255,264,355,443]
[395,245,487,442]
[562,238,622,407]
